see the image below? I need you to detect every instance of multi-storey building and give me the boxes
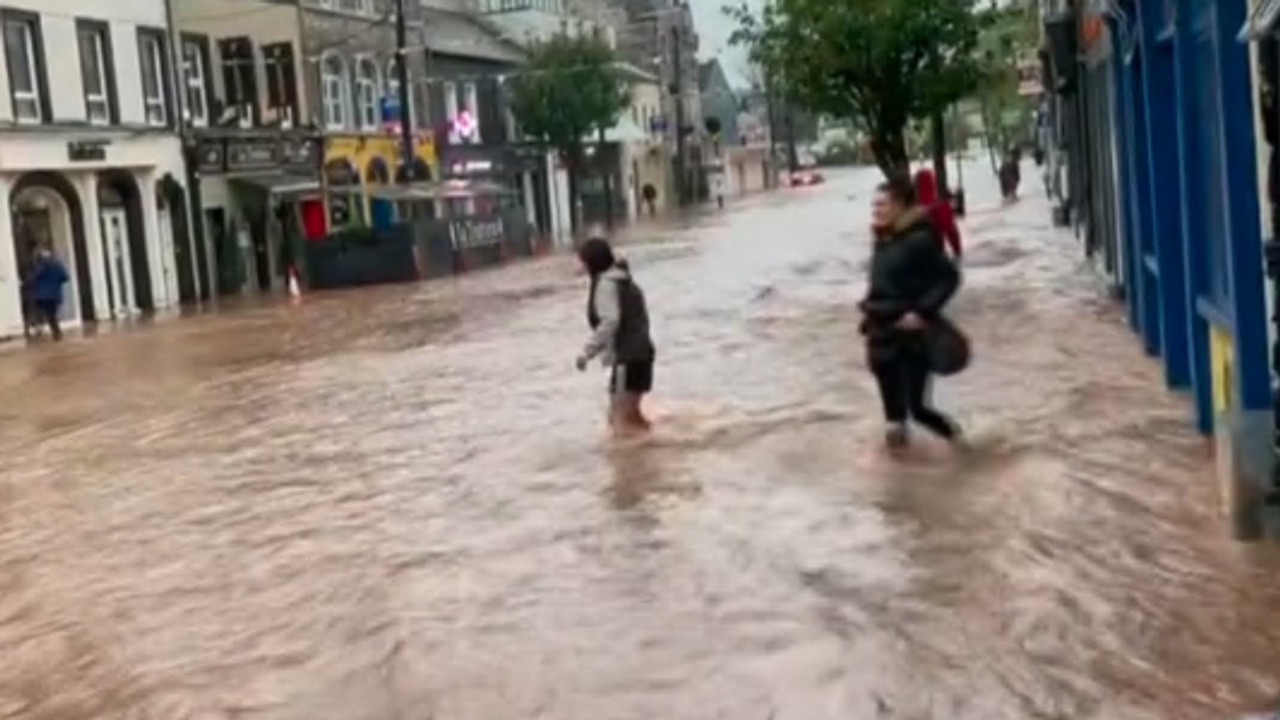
[301,0,435,232]
[0,0,192,340]
[173,0,322,299]
[608,0,702,204]
[469,0,670,237]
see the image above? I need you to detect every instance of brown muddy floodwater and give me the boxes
[1,166,1280,720]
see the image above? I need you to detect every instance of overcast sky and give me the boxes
[689,0,759,87]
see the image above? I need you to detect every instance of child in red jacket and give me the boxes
[913,169,963,260]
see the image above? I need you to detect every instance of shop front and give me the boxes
[322,135,437,231]
[439,142,554,244]
[0,131,191,340]
[191,132,323,296]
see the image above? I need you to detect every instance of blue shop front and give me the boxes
[1050,0,1275,530]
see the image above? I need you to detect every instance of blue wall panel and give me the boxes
[1173,0,1216,434]
[1138,0,1193,389]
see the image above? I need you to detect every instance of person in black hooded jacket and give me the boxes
[860,175,962,450]
[575,237,657,435]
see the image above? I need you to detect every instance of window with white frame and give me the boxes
[182,40,208,126]
[4,16,43,123]
[77,24,111,124]
[138,32,168,126]
[355,56,379,130]
[321,54,348,129]
[462,82,480,144]
[443,81,458,144]
[386,57,401,123]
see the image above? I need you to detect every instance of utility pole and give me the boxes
[395,0,415,184]
[785,104,798,173]
[599,127,614,229]
[670,24,686,206]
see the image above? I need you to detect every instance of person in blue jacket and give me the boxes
[30,247,69,341]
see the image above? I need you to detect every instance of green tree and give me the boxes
[727,0,983,178]
[974,4,1039,176]
[507,34,630,232]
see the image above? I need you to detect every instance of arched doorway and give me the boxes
[158,174,198,304]
[10,172,92,325]
[97,170,153,315]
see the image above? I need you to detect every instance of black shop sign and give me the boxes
[67,139,110,162]
[449,216,505,249]
[226,139,280,171]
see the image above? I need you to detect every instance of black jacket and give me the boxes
[860,208,960,365]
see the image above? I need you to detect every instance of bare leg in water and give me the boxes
[610,393,651,437]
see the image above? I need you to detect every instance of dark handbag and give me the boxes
[924,315,971,376]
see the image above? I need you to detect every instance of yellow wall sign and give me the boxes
[323,134,437,185]
[1210,324,1236,415]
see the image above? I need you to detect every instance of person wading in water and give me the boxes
[860,175,963,451]
[575,237,657,436]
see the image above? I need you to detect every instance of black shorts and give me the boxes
[610,360,654,395]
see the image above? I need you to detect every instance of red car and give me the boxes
[789,170,825,187]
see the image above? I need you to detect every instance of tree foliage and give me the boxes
[507,34,630,158]
[974,3,1039,175]
[727,0,983,177]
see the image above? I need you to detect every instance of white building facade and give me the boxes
[0,0,190,340]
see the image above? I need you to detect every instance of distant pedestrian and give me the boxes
[860,174,964,451]
[575,237,657,436]
[999,148,1022,202]
[30,247,69,341]
[642,183,658,218]
[913,168,963,260]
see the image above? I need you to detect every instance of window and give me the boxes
[355,56,379,130]
[77,23,112,125]
[263,42,298,122]
[138,31,169,126]
[386,57,400,117]
[443,80,458,143]
[181,38,209,126]
[218,37,256,121]
[321,53,348,129]
[463,82,480,144]
[4,15,44,123]
[323,0,371,13]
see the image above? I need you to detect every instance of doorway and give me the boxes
[97,171,153,312]
[99,206,133,319]
[159,175,198,304]
[10,173,92,325]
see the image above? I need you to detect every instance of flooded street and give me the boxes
[4,165,1280,719]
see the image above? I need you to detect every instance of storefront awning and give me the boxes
[229,172,320,197]
[1240,0,1280,41]
[369,180,515,202]
[601,117,648,144]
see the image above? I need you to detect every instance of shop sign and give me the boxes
[281,138,319,169]
[227,139,280,171]
[449,216,505,249]
[195,140,226,173]
[324,160,358,187]
[449,158,494,176]
[67,139,110,162]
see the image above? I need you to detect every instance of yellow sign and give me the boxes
[1210,324,1235,415]
[323,134,437,185]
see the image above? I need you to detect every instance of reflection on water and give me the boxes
[2,169,1280,719]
